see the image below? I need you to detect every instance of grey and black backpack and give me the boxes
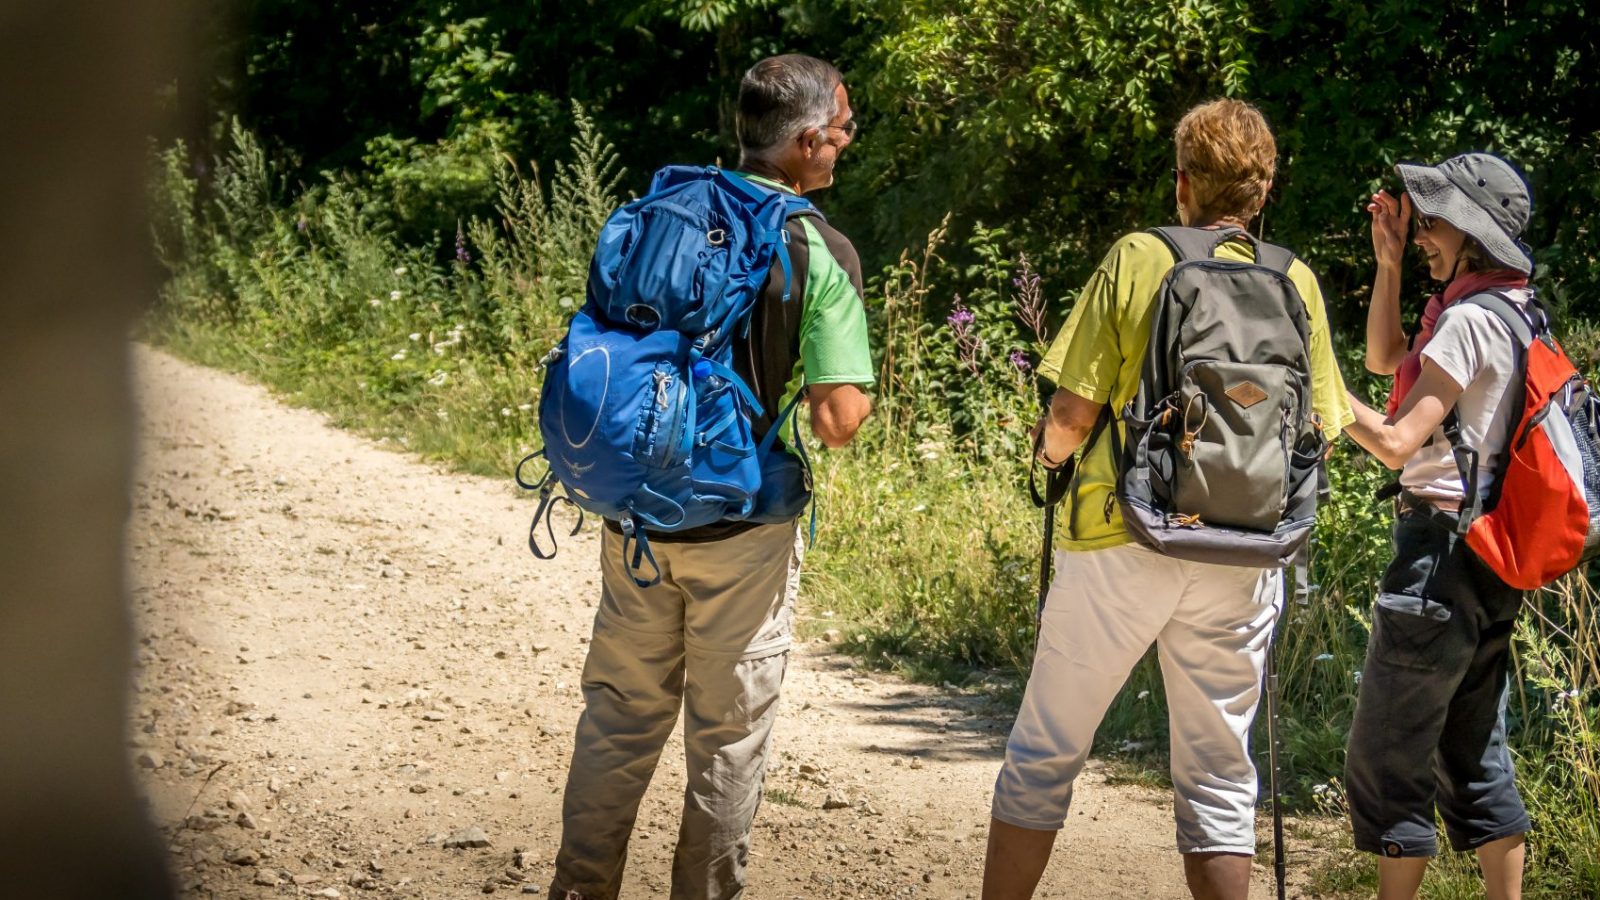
[1103,225,1327,568]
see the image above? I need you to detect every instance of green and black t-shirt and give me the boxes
[608,172,875,543]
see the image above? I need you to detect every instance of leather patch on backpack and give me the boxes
[1225,381,1268,408]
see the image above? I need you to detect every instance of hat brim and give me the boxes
[1397,163,1533,275]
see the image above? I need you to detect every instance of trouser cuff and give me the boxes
[1355,834,1438,858]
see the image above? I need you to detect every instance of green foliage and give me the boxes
[837,0,1254,271]
[1245,0,1600,327]
[200,1,1600,325]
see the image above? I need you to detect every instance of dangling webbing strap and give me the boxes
[757,387,818,544]
[618,516,662,588]
[516,451,584,560]
[1060,408,1115,541]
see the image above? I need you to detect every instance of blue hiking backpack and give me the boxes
[517,165,818,586]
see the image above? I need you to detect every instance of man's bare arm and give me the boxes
[808,383,872,448]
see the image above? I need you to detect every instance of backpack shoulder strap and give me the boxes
[1436,289,1537,532]
[782,193,824,223]
[1459,291,1537,348]
[1252,241,1297,275]
[1148,225,1296,275]
[1147,225,1237,264]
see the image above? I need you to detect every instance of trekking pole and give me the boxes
[1265,610,1286,900]
[1265,541,1313,900]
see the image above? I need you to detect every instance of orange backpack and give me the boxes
[1444,293,1600,589]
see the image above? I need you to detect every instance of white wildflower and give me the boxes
[500,407,513,417]
[427,371,449,387]
[409,332,421,341]
[558,297,575,309]
[390,290,403,301]
[393,266,407,276]
[517,403,533,411]
[1314,653,1334,662]
[369,298,382,307]
[390,350,407,361]
[911,504,927,513]
[1137,690,1150,700]
[435,410,449,420]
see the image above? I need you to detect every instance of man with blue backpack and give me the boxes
[536,54,872,900]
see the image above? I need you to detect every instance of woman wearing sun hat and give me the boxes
[1340,153,1537,900]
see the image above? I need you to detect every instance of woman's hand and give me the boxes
[1367,189,1410,272]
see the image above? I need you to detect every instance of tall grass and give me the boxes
[149,116,1600,896]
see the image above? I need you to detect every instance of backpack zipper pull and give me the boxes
[1180,432,1198,458]
[1103,492,1116,523]
[654,370,671,409]
[1179,393,1209,459]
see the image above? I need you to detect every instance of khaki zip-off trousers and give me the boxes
[549,521,802,900]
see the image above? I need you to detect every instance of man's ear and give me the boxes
[799,127,824,157]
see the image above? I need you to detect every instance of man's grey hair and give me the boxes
[737,54,842,161]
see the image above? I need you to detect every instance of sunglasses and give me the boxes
[826,119,858,140]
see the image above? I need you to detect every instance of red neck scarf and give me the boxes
[1385,269,1530,416]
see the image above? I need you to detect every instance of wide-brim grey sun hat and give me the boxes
[1397,152,1534,275]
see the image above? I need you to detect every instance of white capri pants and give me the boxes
[992,542,1282,854]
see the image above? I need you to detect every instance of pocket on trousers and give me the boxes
[1371,592,1453,672]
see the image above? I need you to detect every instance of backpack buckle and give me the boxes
[706,228,726,246]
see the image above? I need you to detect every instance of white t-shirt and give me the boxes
[1399,288,1531,505]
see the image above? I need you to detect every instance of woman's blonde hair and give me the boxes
[1174,98,1277,224]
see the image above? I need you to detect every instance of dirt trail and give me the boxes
[128,346,1307,899]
